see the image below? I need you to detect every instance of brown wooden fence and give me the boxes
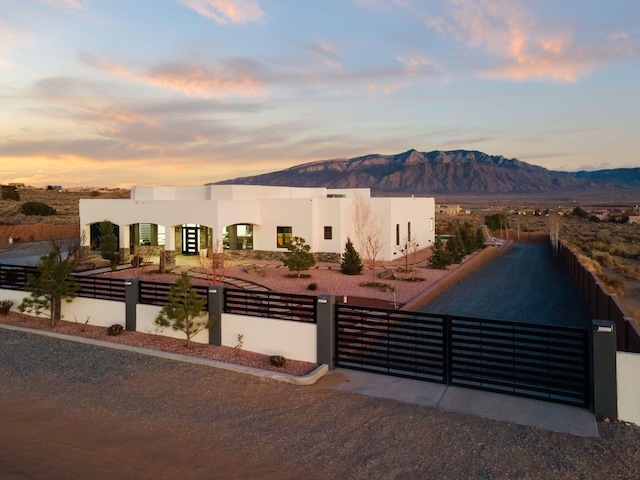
[557,241,640,352]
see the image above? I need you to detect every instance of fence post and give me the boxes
[208,286,224,346]
[316,295,335,369]
[592,319,617,420]
[124,278,139,332]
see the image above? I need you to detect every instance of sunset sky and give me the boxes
[1,0,639,188]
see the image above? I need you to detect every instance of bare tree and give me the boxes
[395,236,418,273]
[198,239,228,286]
[362,215,385,287]
[351,193,372,256]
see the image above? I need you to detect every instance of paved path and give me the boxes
[420,243,592,327]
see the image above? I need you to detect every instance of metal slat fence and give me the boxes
[0,264,39,290]
[224,288,316,323]
[336,304,590,408]
[74,276,127,302]
[138,280,209,308]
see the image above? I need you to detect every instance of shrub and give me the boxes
[307,282,318,290]
[340,238,363,275]
[0,300,13,315]
[19,201,56,216]
[269,355,286,368]
[597,273,626,297]
[107,324,124,336]
[2,189,20,201]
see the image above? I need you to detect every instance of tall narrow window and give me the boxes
[407,222,411,241]
[324,226,332,240]
[277,226,292,248]
[396,224,400,245]
[430,217,434,232]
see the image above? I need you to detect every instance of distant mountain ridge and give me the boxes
[216,149,640,196]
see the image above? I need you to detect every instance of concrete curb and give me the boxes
[0,323,329,386]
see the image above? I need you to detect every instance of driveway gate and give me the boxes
[335,304,591,408]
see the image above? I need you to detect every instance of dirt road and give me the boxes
[1,329,640,479]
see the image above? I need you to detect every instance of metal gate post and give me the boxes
[316,295,336,369]
[124,278,139,332]
[208,286,224,346]
[592,320,617,420]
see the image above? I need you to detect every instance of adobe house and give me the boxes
[79,184,435,264]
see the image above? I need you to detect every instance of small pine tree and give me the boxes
[340,237,363,275]
[18,251,80,326]
[446,232,466,264]
[282,236,316,277]
[98,220,120,270]
[475,227,485,249]
[154,272,211,348]
[428,235,450,269]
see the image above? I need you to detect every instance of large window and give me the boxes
[277,226,292,248]
[324,226,332,240]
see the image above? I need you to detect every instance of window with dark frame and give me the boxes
[276,226,292,248]
[408,222,411,241]
[324,226,332,240]
[396,224,400,245]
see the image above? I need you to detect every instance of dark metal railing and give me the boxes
[336,304,590,408]
[224,288,317,323]
[74,276,127,302]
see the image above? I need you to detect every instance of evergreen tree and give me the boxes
[282,236,316,277]
[154,272,211,348]
[428,235,450,269]
[340,237,363,275]
[98,220,120,270]
[475,227,486,249]
[446,232,466,264]
[18,251,80,326]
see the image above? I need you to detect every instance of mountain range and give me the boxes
[216,149,640,198]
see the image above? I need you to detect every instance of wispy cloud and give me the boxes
[79,52,266,98]
[425,0,637,82]
[38,0,82,9]
[305,39,342,69]
[178,0,264,24]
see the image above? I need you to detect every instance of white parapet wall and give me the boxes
[136,303,210,344]
[617,351,640,425]
[223,313,317,363]
[61,297,126,328]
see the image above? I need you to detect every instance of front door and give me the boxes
[182,225,199,255]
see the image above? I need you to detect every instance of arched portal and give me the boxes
[223,224,253,250]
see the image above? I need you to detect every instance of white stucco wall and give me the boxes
[61,297,126,328]
[135,304,210,344]
[222,313,317,363]
[617,351,640,426]
[80,185,436,261]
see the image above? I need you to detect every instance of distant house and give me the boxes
[437,204,461,215]
[80,185,436,263]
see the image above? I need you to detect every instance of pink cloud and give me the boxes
[178,0,264,24]
[80,53,265,99]
[425,0,615,82]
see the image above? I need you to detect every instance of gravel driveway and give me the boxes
[2,328,639,479]
[420,243,593,327]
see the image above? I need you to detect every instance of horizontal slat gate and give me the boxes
[336,304,446,382]
[336,305,590,408]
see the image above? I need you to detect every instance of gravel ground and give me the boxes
[1,328,640,479]
[420,243,593,327]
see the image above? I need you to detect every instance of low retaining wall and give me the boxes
[617,352,640,425]
[403,241,514,311]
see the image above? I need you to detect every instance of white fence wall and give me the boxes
[223,313,317,363]
[617,352,640,425]
[61,297,126,328]
[136,304,210,344]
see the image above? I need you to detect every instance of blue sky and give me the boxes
[1,0,639,187]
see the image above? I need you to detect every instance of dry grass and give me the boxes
[0,188,129,225]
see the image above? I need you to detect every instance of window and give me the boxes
[408,222,411,241]
[430,217,434,232]
[324,226,332,240]
[277,226,292,248]
[395,224,400,245]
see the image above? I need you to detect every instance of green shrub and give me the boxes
[2,189,20,201]
[597,273,626,297]
[269,355,286,368]
[19,201,56,216]
[107,324,124,336]
[0,300,13,315]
